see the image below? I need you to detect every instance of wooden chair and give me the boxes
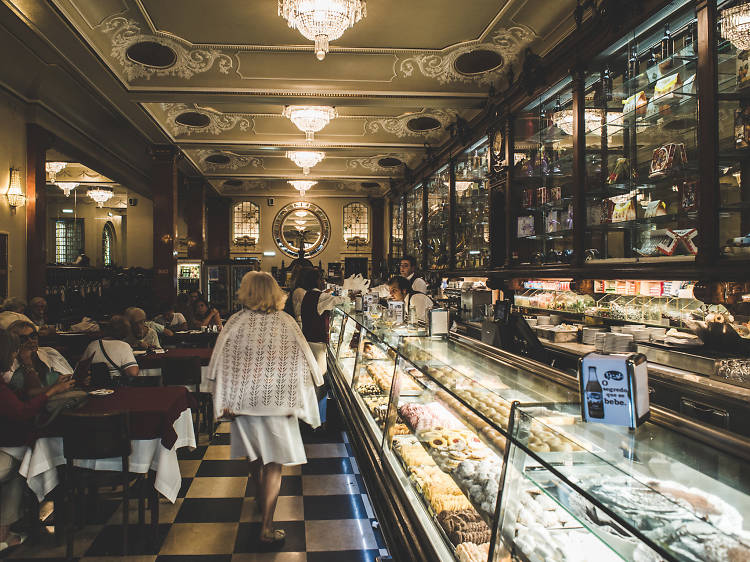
[161,356,207,440]
[61,411,158,559]
[124,374,163,387]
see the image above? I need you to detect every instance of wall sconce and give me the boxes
[160,233,174,244]
[6,168,25,215]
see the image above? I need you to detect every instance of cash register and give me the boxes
[481,300,550,365]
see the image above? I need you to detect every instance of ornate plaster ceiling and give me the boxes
[47,0,579,197]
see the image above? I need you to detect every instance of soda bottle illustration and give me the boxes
[586,366,605,419]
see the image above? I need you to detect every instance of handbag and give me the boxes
[36,390,88,428]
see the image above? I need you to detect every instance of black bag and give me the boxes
[36,390,88,428]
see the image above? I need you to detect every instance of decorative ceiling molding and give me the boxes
[161,103,254,136]
[347,154,411,172]
[365,109,457,139]
[397,26,535,86]
[196,150,264,172]
[100,16,233,81]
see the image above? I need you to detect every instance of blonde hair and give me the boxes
[236,271,286,313]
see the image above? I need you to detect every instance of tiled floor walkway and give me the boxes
[7,423,389,561]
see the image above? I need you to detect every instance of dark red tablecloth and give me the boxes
[137,347,213,369]
[72,387,193,449]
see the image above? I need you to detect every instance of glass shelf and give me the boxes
[455,138,491,270]
[406,184,423,265]
[426,165,451,270]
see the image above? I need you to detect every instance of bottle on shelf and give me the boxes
[627,44,638,80]
[660,23,672,61]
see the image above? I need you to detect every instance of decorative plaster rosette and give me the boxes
[398,26,535,85]
[365,109,457,139]
[347,154,411,172]
[100,16,233,81]
[196,150,264,172]
[161,104,254,137]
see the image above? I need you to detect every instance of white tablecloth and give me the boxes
[0,409,195,503]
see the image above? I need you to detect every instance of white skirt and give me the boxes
[230,415,307,466]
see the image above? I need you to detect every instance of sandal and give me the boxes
[259,528,286,544]
[0,532,27,552]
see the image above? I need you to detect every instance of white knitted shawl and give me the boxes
[207,309,323,425]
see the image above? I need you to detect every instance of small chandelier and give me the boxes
[6,168,25,213]
[455,181,473,194]
[721,2,750,50]
[278,0,367,61]
[57,182,78,198]
[550,98,603,135]
[287,150,325,174]
[87,186,114,208]
[45,162,67,183]
[289,180,317,194]
[283,106,337,141]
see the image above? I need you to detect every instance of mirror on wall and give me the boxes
[272,201,331,258]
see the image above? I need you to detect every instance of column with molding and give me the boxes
[150,145,179,303]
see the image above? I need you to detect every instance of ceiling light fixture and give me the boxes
[45,162,67,183]
[721,2,750,50]
[289,180,317,195]
[286,150,325,174]
[6,168,25,214]
[87,186,114,208]
[278,0,367,61]
[57,182,79,198]
[283,106,337,141]
[550,98,603,136]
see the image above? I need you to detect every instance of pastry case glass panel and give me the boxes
[512,79,575,266]
[406,184,424,264]
[584,4,699,263]
[391,196,404,259]
[336,314,361,384]
[426,165,451,270]
[328,307,346,356]
[455,138,491,270]
[717,0,750,260]
[499,402,750,561]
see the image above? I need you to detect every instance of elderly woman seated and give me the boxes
[124,307,162,350]
[5,320,73,399]
[0,330,74,553]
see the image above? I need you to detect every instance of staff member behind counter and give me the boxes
[387,276,433,323]
[375,256,428,298]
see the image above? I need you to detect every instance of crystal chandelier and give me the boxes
[57,182,78,198]
[287,150,325,174]
[278,0,367,60]
[283,106,337,141]
[45,162,67,183]
[6,168,25,211]
[289,180,317,195]
[87,186,114,208]
[721,2,750,50]
[551,101,604,136]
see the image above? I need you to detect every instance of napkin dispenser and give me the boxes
[579,352,650,429]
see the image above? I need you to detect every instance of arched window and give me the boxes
[233,201,260,247]
[102,222,115,266]
[343,202,369,246]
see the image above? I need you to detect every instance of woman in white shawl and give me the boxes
[207,271,322,546]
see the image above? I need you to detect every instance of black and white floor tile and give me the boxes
[6,422,390,561]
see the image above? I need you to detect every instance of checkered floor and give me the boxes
[6,423,390,561]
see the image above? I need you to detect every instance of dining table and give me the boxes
[137,347,214,391]
[0,386,196,504]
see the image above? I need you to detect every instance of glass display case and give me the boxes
[500,401,750,561]
[717,0,750,260]
[426,165,451,270]
[406,184,424,264]
[327,305,750,561]
[584,4,699,263]
[454,138,491,270]
[391,196,404,260]
[512,79,576,266]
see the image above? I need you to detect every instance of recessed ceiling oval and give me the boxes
[453,49,504,76]
[361,182,380,188]
[407,116,441,132]
[205,154,231,165]
[126,41,177,69]
[378,157,403,168]
[223,179,243,187]
[176,112,211,128]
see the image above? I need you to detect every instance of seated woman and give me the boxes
[387,275,434,323]
[124,307,161,350]
[0,330,74,553]
[189,298,223,331]
[81,315,139,378]
[5,320,74,399]
[26,297,55,337]
[154,303,188,332]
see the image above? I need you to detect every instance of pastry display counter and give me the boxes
[327,306,750,562]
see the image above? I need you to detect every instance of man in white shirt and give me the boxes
[388,276,433,323]
[399,255,428,294]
